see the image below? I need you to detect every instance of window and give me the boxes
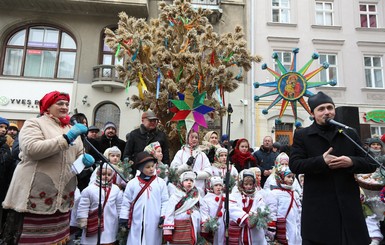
[319,54,338,84]
[360,4,377,28]
[274,51,292,73]
[315,1,334,25]
[364,56,384,88]
[101,28,123,79]
[370,125,385,137]
[272,0,290,23]
[2,26,77,79]
[94,103,121,133]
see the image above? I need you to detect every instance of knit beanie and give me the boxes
[308,91,334,112]
[0,117,9,127]
[209,176,224,187]
[180,171,196,184]
[103,146,121,159]
[103,121,116,131]
[215,147,228,159]
[369,137,383,148]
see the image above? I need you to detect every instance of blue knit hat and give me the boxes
[221,134,229,142]
[0,117,9,127]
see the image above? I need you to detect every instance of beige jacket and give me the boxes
[2,115,83,214]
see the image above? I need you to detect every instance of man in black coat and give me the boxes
[289,92,376,245]
[253,136,278,187]
[123,110,170,165]
[97,121,126,160]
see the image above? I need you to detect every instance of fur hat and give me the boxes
[239,169,256,182]
[103,146,121,159]
[135,151,156,171]
[180,171,196,183]
[39,91,70,115]
[369,137,383,148]
[215,147,228,159]
[308,91,334,112]
[209,176,224,187]
[103,121,116,131]
[0,117,9,127]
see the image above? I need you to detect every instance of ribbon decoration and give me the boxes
[156,68,161,99]
[216,84,223,107]
[138,72,148,99]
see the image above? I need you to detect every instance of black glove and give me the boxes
[186,156,195,166]
[158,216,165,228]
[0,136,6,147]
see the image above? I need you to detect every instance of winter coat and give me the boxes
[0,137,13,203]
[97,134,125,160]
[2,115,84,214]
[289,122,376,244]
[124,124,170,164]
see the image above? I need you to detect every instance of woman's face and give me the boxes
[209,133,219,145]
[188,132,199,147]
[47,100,69,118]
[154,147,163,161]
[239,141,249,153]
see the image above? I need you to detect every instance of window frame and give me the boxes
[1,25,77,79]
[272,0,291,24]
[359,3,378,28]
[319,53,338,85]
[364,55,384,88]
[315,1,334,25]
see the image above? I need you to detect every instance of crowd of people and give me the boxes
[0,90,384,245]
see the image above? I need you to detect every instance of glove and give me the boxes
[82,154,95,168]
[186,156,195,166]
[158,216,165,228]
[66,123,88,142]
[119,219,128,229]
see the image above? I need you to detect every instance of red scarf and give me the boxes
[231,149,255,169]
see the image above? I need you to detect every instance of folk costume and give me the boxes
[267,166,302,245]
[211,147,238,180]
[200,131,222,163]
[144,141,169,181]
[120,152,169,245]
[228,170,268,245]
[77,165,123,244]
[171,141,211,196]
[163,171,201,245]
[200,176,226,245]
[3,91,84,245]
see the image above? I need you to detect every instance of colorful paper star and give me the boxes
[170,89,215,134]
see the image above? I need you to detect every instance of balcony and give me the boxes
[92,65,126,92]
[190,0,222,24]
[0,0,149,18]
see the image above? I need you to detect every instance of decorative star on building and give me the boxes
[254,48,336,127]
[170,89,215,134]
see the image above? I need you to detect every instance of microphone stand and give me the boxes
[81,136,129,245]
[337,129,385,171]
[224,103,233,245]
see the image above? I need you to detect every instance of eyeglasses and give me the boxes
[55,101,70,107]
[145,118,159,123]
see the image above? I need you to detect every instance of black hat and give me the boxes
[135,152,156,170]
[308,92,334,112]
[88,125,100,132]
[272,142,281,149]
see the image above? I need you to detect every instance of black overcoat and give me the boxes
[289,123,376,245]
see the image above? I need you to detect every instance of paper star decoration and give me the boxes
[254,48,336,127]
[170,89,215,134]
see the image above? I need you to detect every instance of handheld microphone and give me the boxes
[227,103,233,114]
[72,119,88,141]
[325,118,352,130]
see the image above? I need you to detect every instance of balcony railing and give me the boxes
[92,65,126,92]
[190,0,220,6]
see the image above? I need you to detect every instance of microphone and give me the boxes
[227,103,233,114]
[72,119,88,141]
[325,118,352,130]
